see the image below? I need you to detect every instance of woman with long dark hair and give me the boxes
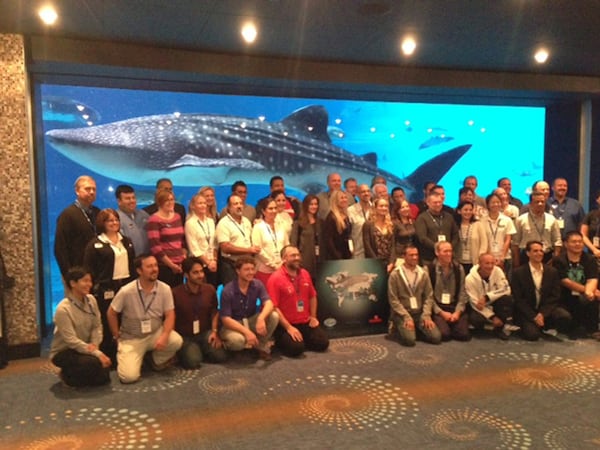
[290,194,322,279]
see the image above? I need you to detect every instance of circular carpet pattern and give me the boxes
[428,407,531,448]
[544,425,600,449]
[267,374,418,431]
[112,367,199,393]
[326,339,388,365]
[464,352,600,394]
[5,407,162,450]
[395,349,444,367]
[197,370,250,394]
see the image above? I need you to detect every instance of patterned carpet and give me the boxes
[2,333,600,449]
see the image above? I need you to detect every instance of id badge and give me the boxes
[141,319,152,334]
[594,237,599,247]
[193,320,200,335]
[557,219,565,229]
[437,235,446,242]
[441,293,451,305]
[314,244,320,256]
[409,296,418,309]
[104,290,115,300]
[348,239,354,254]
[491,241,499,252]
[242,318,249,329]
[297,300,304,312]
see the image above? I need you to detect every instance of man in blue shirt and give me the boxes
[219,256,279,360]
[116,185,150,256]
[548,178,585,240]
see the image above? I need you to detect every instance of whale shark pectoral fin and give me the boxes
[168,154,266,170]
[404,144,472,193]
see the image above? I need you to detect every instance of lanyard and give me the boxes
[227,214,247,238]
[528,213,546,239]
[428,211,443,229]
[74,200,95,231]
[488,217,500,242]
[399,266,419,296]
[264,222,280,252]
[137,283,157,315]
[197,218,212,245]
[460,223,471,245]
[69,296,95,315]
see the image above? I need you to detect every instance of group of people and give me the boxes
[49,171,600,387]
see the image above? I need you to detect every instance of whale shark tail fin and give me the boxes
[404,144,472,199]
[281,105,331,142]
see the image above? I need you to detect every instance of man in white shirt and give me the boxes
[465,253,516,340]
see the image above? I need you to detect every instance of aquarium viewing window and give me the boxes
[34,82,545,325]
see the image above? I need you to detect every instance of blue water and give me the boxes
[37,84,545,322]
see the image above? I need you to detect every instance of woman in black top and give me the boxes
[83,208,135,362]
[290,194,323,279]
[322,190,352,260]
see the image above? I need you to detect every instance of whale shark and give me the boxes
[45,105,471,196]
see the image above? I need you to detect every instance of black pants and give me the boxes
[518,306,572,341]
[469,295,514,328]
[52,349,110,387]
[274,323,329,357]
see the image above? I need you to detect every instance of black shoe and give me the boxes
[494,327,510,341]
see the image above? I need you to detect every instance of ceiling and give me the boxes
[2,0,600,79]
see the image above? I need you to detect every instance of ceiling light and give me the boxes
[401,37,417,56]
[38,5,58,25]
[241,22,258,44]
[534,48,549,64]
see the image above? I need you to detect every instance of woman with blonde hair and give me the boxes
[364,197,397,272]
[322,190,352,260]
[198,186,219,222]
[185,192,218,287]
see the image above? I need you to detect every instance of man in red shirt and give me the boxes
[266,246,329,357]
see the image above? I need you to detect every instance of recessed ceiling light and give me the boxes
[401,37,417,56]
[241,22,258,44]
[38,5,58,25]
[534,48,549,64]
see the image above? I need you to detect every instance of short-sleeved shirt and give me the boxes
[111,279,175,339]
[219,279,270,321]
[172,283,218,337]
[267,266,316,325]
[553,252,598,302]
[513,212,562,252]
[215,214,253,260]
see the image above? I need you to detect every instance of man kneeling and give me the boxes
[267,246,329,357]
[108,255,183,384]
[388,245,442,346]
[219,256,279,360]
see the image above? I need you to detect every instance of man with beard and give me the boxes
[172,257,228,368]
[266,246,329,357]
[107,255,183,384]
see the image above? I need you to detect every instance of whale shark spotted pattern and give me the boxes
[46,105,471,194]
